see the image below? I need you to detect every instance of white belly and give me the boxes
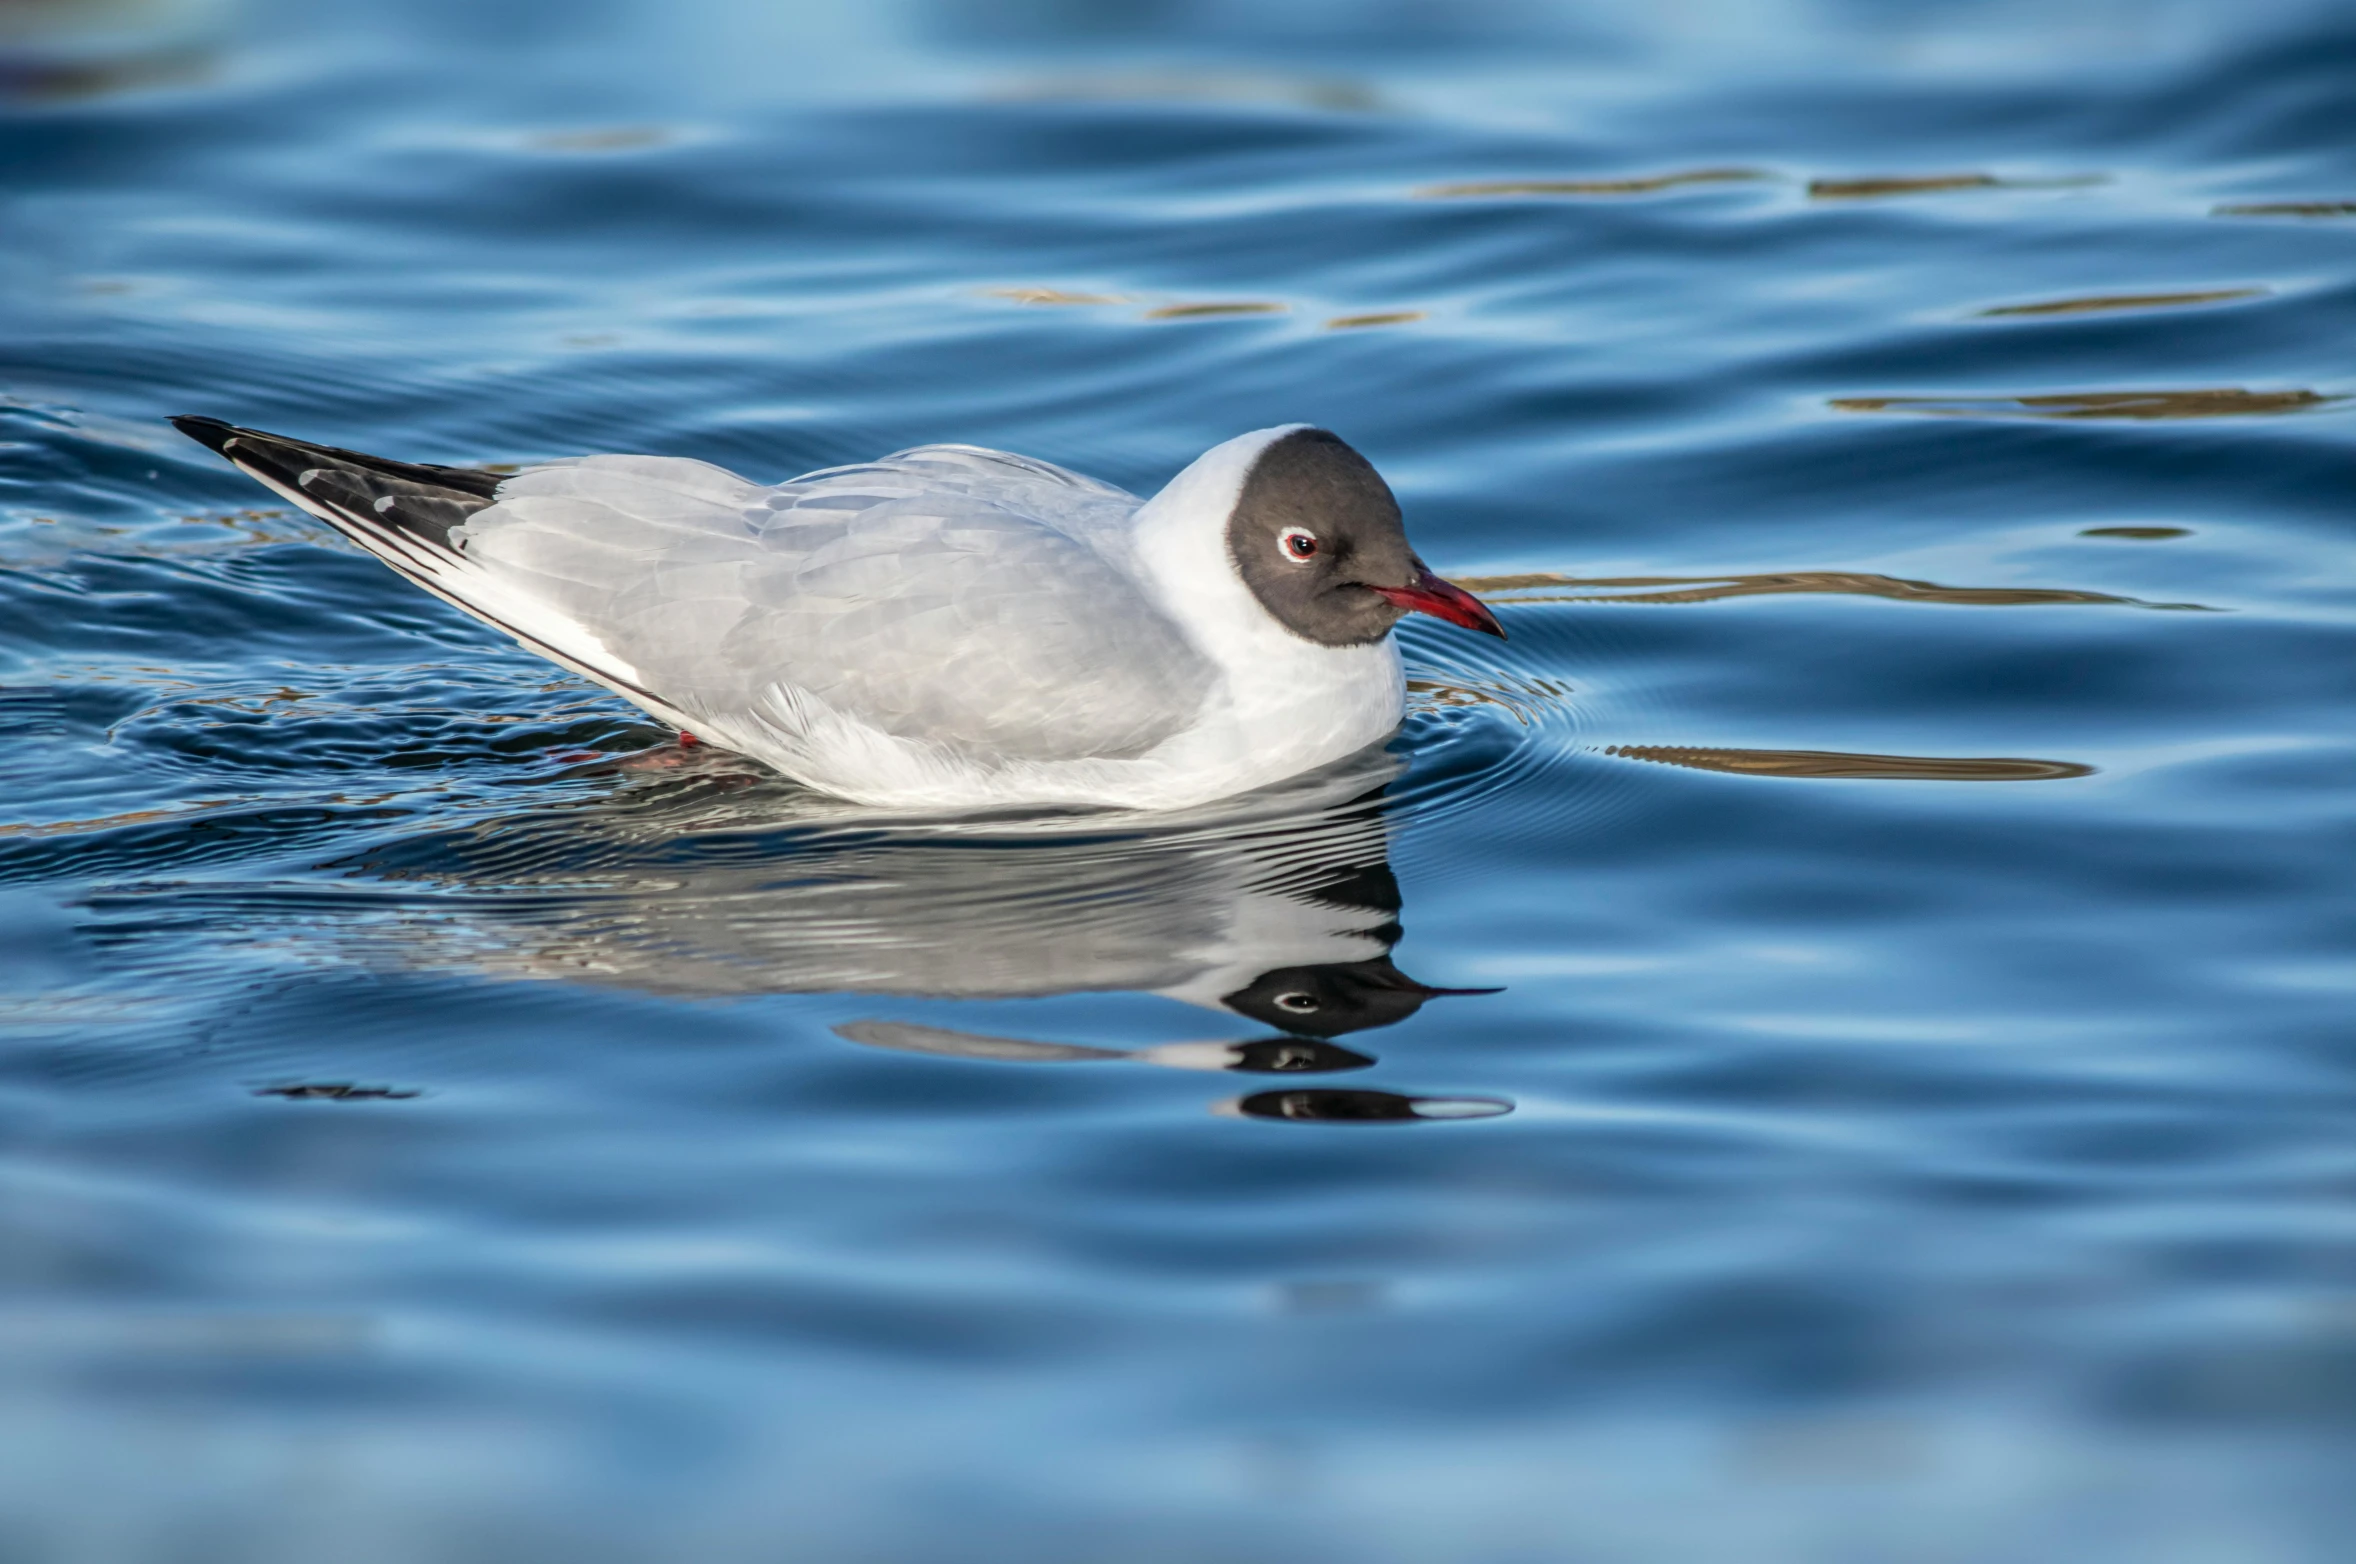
[701,637,1406,811]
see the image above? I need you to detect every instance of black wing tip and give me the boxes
[169,416,509,503]
[170,414,241,454]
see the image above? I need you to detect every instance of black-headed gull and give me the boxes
[173,417,1502,809]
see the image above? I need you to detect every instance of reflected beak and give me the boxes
[1362,960,1503,1000]
[1367,566,1506,638]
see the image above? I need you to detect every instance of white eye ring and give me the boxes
[1279,527,1319,563]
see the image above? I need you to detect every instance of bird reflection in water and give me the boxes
[812,760,1507,1118]
[1220,1089,1513,1123]
[834,1020,1381,1075]
[334,747,1509,1122]
[835,944,1493,1083]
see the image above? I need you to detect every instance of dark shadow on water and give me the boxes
[1608,745,2095,782]
[2214,200,2356,217]
[1832,388,2341,420]
[251,1081,423,1101]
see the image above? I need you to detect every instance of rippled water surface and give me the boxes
[8,2,2356,1559]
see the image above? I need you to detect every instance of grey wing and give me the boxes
[458,444,1214,762]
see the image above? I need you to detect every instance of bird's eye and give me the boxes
[1275,991,1319,1012]
[1280,528,1319,562]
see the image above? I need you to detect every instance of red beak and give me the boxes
[1367,566,1506,639]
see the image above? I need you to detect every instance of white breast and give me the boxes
[1112,426,1408,804]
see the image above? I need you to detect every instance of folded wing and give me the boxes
[179,421,1212,765]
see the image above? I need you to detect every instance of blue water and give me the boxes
[7,2,2356,1558]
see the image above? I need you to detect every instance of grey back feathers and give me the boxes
[563,446,1212,762]
[184,417,1217,766]
[1225,428,1419,648]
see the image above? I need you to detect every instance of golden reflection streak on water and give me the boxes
[1448,570,2211,611]
[986,287,1132,306]
[1608,746,2094,782]
[1142,302,1288,320]
[1978,289,2265,317]
[1415,168,1766,199]
[1807,174,2103,200]
[1326,311,1425,329]
[1832,388,2339,419]
[1809,173,2001,198]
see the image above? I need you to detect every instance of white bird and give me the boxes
[173,417,1503,810]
